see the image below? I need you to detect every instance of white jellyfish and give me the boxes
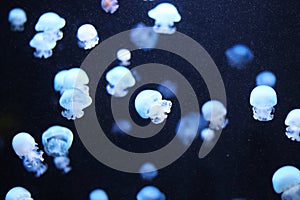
[200,128,216,142]
[105,66,136,97]
[29,33,56,59]
[42,125,73,173]
[77,24,99,50]
[225,44,254,69]
[139,162,158,181]
[8,8,27,31]
[12,132,47,177]
[135,90,172,124]
[272,166,300,200]
[148,3,181,34]
[89,189,109,200]
[201,100,228,130]
[285,109,300,142]
[249,85,277,121]
[5,186,33,200]
[117,49,131,66]
[101,0,119,14]
[136,186,166,200]
[256,70,276,87]
[130,23,159,50]
[157,80,177,98]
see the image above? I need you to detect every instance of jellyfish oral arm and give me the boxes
[34,49,53,59]
[252,106,275,121]
[22,148,47,177]
[286,126,300,142]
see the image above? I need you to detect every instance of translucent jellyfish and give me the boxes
[105,66,136,97]
[42,125,73,173]
[200,128,216,142]
[136,186,165,200]
[101,0,119,14]
[54,69,69,93]
[117,49,131,66]
[59,88,92,120]
[249,85,277,121]
[77,24,99,50]
[12,132,47,177]
[272,166,300,200]
[256,70,276,87]
[148,3,181,34]
[112,119,132,134]
[89,189,109,200]
[5,186,33,200]
[135,90,172,124]
[157,80,177,98]
[35,12,66,42]
[130,23,159,50]
[225,44,254,69]
[285,109,300,142]
[29,33,56,59]
[201,100,228,130]
[139,162,158,181]
[8,8,27,31]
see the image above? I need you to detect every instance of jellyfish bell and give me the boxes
[256,70,276,87]
[201,100,228,130]
[200,128,215,142]
[285,109,300,142]
[225,44,254,69]
[63,68,90,94]
[12,132,36,158]
[8,8,27,31]
[136,186,166,200]
[29,32,56,59]
[139,162,158,181]
[117,49,131,66]
[89,189,109,200]
[130,23,159,50]
[5,186,33,200]
[77,24,99,50]
[54,69,69,92]
[101,0,119,14]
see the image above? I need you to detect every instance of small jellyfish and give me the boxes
[130,23,159,50]
[285,109,300,142]
[200,128,216,142]
[157,80,177,98]
[136,186,166,200]
[112,119,132,134]
[5,186,33,200]
[139,162,158,181]
[12,132,47,177]
[256,70,276,87]
[117,49,131,66]
[135,90,172,124]
[201,100,228,130]
[148,3,181,34]
[225,44,254,69]
[29,33,56,59]
[77,24,99,50]
[249,85,277,121]
[101,0,119,14]
[272,166,300,200]
[8,8,27,31]
[89,189,109,200]
[105,66,136,97]
[42,125,73,173]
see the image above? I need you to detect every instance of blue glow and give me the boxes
[89,189,109,200]
[225,44,254,69]
[136,186,165,200]
[8,8,27,31]
[256,71,276,87]
[272,166,300,194]
[139,162,158,181]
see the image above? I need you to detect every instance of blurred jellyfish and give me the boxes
[89,189,109,200]
[29,33,56,59]
[139,162,158,181]
[130,23,159,50]
[5,186,33,200]
[285,109,300,142]
[200,128,215,142]
[225,44,254,69]
[136,186,165,200]
[8,8,27,31]
[201,100,228,130]
[117,49,131,66]
[249,85,277,121]
[135,90,172,124]
[101,0,119,14]
[256,70,276,87]
[148,3,181,34]
[12,132,47,177]
[272,166,300,200]
[157,80,177,98]
[105,66,136,97]
[42,126,73,173]
[112,119,132,134]
[77,24,99,50]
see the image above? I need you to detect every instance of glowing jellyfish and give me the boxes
[130,23,159,50]
[201,100,228,130]
[157,80,177,98]
[200,128,215,142]
[59,88,92,120]
[148,3,181,34]
[225,44,254,69]
[112,119,132,134]
[272,166,300,200]
[117,49,131,66]
[77,24,99,50]
[42,126,73,173]
[256,70,276,87]
[105,66,136,97]
[35,12,65,42]
[136,186,166,200]
[250,85,277,121]
[139,162,158,181]
[89,189,109,200]
[29,33,56,59]
[285,109,300,142]
[135,90,172,124]
[101,0,119,14]
[8,8,27,31]
[5,186,33,200]
[12,132,47,177]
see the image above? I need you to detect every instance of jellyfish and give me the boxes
[59,88,92,120]
[112,119,132,134]
[285,109,300,142]
[139,162,158,181]
[130,23,159,50]
[29,33,56,59]
[256,70,276,87]
[35,12,65,42]
[201,100,228,130]
[105,66,136,97]
[157,80,177,98]
[136,186,166,200]
[249,85,277,121]
[135,90,172,124]
[117,49,131,66]
[77,24,99,50]
[225,44,254,69]
[12,132,47,177]
[200,128,216,142]
[101,0,119,14]
[5,186,33,200]
[272,166,300,200]
[89,189,109,200]
[8,8,27,31]
[42,125,73,173]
